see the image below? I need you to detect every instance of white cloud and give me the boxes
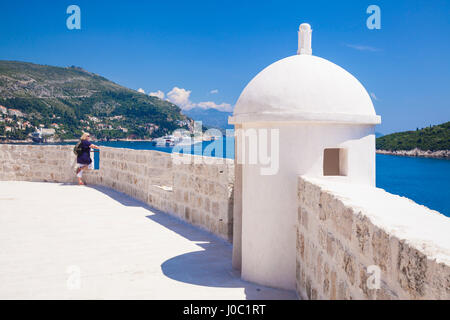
[149,90,165,100]
[155,86,233,112]
[197,101,233,112]
[166,87,194,110]
[346,44,381,52]
[210,89,219,94]
[137,88,145,94]
[370,92,378,101]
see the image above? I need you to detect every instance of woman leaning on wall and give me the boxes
[74,133,100,185]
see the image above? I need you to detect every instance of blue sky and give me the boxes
[0,0,449,134]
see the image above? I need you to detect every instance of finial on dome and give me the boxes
[297,23,312,55]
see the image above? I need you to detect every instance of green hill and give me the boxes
[0,61,191,140]
[376,122,450,151]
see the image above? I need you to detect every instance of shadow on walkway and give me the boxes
[81,184,297,300]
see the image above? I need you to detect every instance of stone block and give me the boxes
[298,206,309,230]
[317,226,327,250]
[343,251,356,285]
[297,230,305,259]
[425,261,450,299]
[203,197,211,212]
[355,213,371,256]
[337,280,349,300]
[195,195,203,209]
[330,270,337,300]
[326,232,336,258]
[335,206,353,241]
[303,180,321,209]
[184,207,191,221]
[211,201,219,217]
[322,262,330,296]
[372,229,391,273]
[397,241,427,298]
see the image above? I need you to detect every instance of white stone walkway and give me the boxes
[0,182,297,300]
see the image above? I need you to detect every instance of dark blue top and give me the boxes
[77,140,92,165]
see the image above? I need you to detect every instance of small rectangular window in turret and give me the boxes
[323,148,347,176]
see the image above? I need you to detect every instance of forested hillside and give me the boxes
[0,61,191,140]
[376,122,450,151]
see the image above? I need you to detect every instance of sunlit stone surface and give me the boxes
[0,181,296,300]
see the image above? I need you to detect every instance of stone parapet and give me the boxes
[0,144,234,241]
[296,176,450,300]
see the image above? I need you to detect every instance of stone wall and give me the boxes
[84,148,234,241]
[2,144,449,300]
[0,144,234,241]
[296,176,450,300]
[0,144,75,183]
[172,157,234,241]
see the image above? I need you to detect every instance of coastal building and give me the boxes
[40,128,56,136]
[8,109,24,118]
[229,23,381,290]
[0,105,7,115]
[88,116,100,123]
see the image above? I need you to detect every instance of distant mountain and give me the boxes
[376,122,450,151]
[0,61,191,140]
[183,107,233,131]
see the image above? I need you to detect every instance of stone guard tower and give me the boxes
[229,23,381,290]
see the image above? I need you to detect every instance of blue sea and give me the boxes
[18,138,450,217]
[376,154,449,217]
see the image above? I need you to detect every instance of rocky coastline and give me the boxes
[377,148,450,159]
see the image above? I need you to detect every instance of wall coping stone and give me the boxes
[300,175,450,266]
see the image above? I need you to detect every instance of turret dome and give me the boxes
[230,24,381,125]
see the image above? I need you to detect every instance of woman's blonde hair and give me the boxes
[80,133,90,140]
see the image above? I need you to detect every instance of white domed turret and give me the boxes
[230,23,381,291]
[230,21,380,125]
[231,54,380,124]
